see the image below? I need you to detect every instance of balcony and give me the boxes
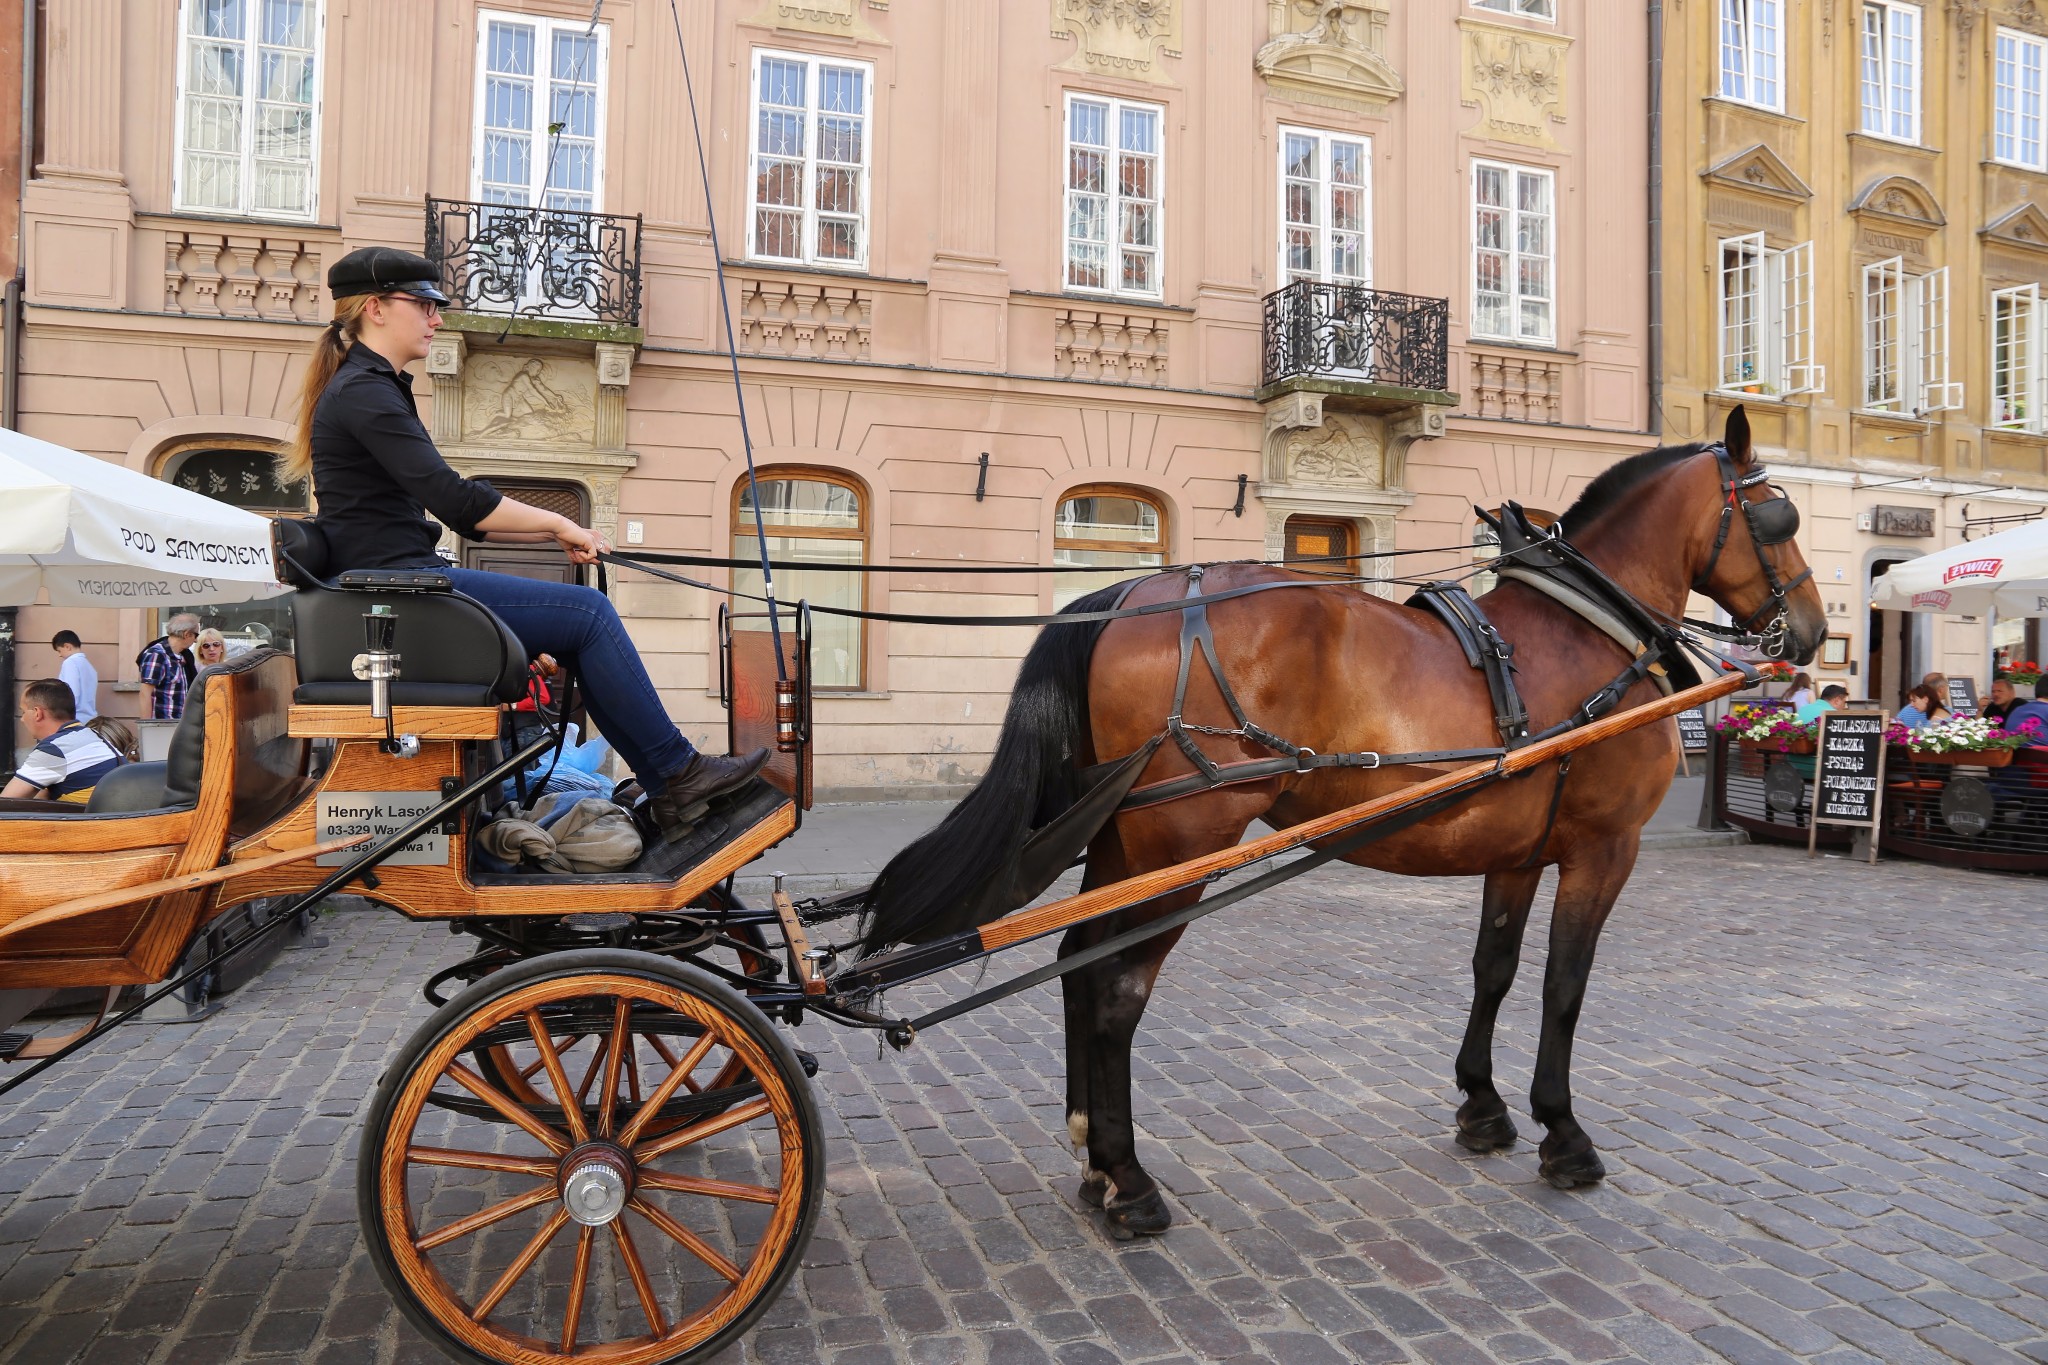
[424,198,643,340]
[1258,281,1454,410]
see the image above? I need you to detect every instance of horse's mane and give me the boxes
[1557,441,1712,536]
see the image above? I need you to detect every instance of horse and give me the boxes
[859,407,1827,1238]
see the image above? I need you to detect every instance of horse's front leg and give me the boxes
[1529,843,1637,1188]
[1454,865,1545,1151]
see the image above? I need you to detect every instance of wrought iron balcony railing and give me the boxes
[1262,281,1450,394]
[425,198,643,327]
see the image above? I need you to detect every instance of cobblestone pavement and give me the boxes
[1,843,2044,1365]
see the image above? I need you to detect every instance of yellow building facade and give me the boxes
[1661,0,2048,707]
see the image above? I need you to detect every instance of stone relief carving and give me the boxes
[1998,0,2046,37]
[1459,20,1569,149]
[1255,1,1403,113]
[1983,203,2048,253]
[746,0,882,40]
[1284,414,1384,488]
[1851,175,1945,227]
[1052,0,1181,82]
[1702,144,1813,203]
[461,355,597,447]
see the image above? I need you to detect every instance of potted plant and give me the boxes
[1997,660,2042,700]
[1717,705,1818,754]
[1886,714,2041,767]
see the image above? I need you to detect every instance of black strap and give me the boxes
[1515,753,1574,869]
[1407,583,1531,748]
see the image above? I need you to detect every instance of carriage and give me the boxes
[0,430,1796,1362]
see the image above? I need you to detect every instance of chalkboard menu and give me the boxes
[1946,677,1978,717]
[1676,708,1710,752]
[1809,709,1888,863]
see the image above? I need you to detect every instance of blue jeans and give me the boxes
[440,568,695,785]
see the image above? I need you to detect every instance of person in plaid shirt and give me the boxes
[137,614,201,720]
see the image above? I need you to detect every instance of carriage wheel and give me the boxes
[358,949,823,1365]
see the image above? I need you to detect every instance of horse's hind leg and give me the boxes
[1453,865,1544,1152]
[1062,830,1129,1210]
[1529,845,1637,1188]
[1078,910,1194,1240]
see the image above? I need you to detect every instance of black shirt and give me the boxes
[310,344,503,570]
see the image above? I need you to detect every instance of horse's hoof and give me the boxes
[1539,1145,1607,1189]
[1078,1173,1109,1209]
[1455,1109,1519,1153]
[1104,1187,1172,1240]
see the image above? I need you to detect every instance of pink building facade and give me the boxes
[16,0,1651,795]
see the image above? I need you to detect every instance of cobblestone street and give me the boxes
[1,842,2043,1365]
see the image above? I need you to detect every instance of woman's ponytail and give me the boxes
[280,296,369,488]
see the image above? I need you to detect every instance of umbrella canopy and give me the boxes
[1869,517,2048,616]
[0,428,286,607]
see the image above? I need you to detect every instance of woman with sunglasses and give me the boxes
[193,628,230,669]
[280,247,766,841]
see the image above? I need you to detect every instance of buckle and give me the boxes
[1296,746,1319,773]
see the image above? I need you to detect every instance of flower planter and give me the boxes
[1889,747,2015,768]
[1739,736,1814,754]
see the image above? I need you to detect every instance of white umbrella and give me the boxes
[0,428,285,607]
[1868,517,2048,617]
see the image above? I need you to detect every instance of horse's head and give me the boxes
[1689,406,1827,664]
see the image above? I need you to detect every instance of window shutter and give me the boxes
[1914,267,1961,413]
[1778,240,1822,395]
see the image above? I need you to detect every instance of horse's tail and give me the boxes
[858,580,1136,953]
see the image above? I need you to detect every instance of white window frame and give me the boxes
[1719,0,1784,112]
[1717,234,1823,397]
[1063,92,1165,301]
[1470,159,1554,346]
[1277,126,1372,289]
[1992,285,2046,435]
[1859,2,1921,144]
[746,48,874,271]
[172,0,325,222]
[1994,28,2047,171]
[471,10,609,212]
[1861,260,1958,416]
[1471,0,1556,20]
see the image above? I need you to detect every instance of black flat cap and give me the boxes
[327,246,451,303]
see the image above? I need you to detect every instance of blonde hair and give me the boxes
[195,628,228,653]
[281,294,373,487]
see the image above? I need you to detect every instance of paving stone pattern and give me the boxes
[1,844,2044,1364]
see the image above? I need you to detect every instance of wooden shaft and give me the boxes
[771,886,827,996]
[976,672,1747,953]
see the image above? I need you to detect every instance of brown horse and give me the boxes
[861,408,1826,1237]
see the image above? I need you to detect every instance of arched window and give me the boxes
[734,469,867,690]
[1283,515,1361,576]
[159,443,307,655]
[1054,486,1168,607]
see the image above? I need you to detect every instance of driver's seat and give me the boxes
[274,519,530,707]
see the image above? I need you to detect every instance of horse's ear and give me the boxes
[1725,405,1754,467]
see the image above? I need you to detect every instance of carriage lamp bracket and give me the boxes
[352,605,418,757]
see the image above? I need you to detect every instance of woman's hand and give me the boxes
[554,519,609,565]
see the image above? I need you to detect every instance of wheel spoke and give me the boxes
[524,1009,590,1146]
[597,998,633,1138]
[447,1062,572,1155]
[575,1034,607,1106]
[415,1182,559,1252]
[631,1196,743,1283]
[470,1206,569,1320]
[625,1038,642,1106]
[634,1096,774,1163]
[406,1145,556,1177]
[638,1170,780,1205]
[611,1218,669,1337]
[560,1225,595,1353]
[616,1031,719,1149]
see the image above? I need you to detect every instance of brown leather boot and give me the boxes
[646,748,770,841]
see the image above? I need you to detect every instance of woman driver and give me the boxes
[282,247,766,840]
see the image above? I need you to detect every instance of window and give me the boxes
[733,472,866,689]
[1065,94,1163,299]
[1053,488,1167,607]
[1472,0,1555,17]
[1994,28,2046,170]
[1279,127,1371,287]
[160,445,307,656]
[748,51,871,270]
[1993,285,2045,434]
[474,10,607,210]
[1471,160,1553,344]
[1861,260,1958,415]
[1860,3,1920,142]
[1717,234,1822,396]
[174,0,322,219]
[1720,0,1783,110]
[1283,517,1362,577]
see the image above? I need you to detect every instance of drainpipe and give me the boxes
[1647,0,1664,438]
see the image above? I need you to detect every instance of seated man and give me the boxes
[1984,679,2018,724]
[3,679,125,805]
[1787,684,1850,782]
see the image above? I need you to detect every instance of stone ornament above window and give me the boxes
[1849,175,1946,228]
[748,0,884,40]
[1983,203,2048,254]
[1457,17,1569,149]
[1254,1,1404,114]
[1700,144,1814,205]
[1052,0,1182,83]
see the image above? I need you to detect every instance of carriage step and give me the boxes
[0,1031,30,1062]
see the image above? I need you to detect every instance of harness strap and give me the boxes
[1118,745,1508,812]
[1498,567,1675,697]
[1515,753,1574,870]
[1407,583,1531,746]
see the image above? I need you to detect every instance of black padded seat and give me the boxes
[273,518,529,708]
[85,761,170,814]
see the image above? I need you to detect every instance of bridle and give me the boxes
[1690,444,1810,659]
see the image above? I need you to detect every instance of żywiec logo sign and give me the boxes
[1943,557,2002,583]
[1912,590,1953,609]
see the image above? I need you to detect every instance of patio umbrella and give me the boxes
[0,427,285,607]
[1868,517,2048,617]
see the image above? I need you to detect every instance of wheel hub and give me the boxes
[558,1143,635,1227]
